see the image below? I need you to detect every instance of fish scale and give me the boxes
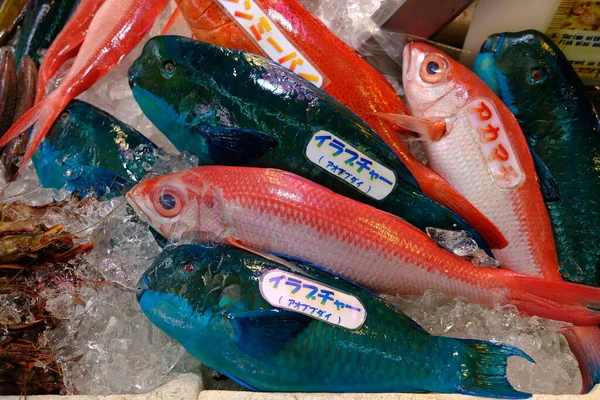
[137,244,531,396]
[127,166,600,326]
[128,36,503,253]
[401,42,560,279]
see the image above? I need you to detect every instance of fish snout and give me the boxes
[136,274,152,301]
[480,33,504,57]
[128,64,137,89]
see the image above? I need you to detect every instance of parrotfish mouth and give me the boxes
[473,33,505,97]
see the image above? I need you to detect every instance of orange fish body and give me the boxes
[126,165,600,327]
[173,0,507,250]
[0,0,169,173]
[35,0,108,104]
[401,41,599,393]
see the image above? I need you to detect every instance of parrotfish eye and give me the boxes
[60,111,70,121]
[420,54,448,84]
[152,187,183,217]
[162,60,176,78]
[182,263,195,275]
[528,68,547,84]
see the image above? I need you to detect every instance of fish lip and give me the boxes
[480,33,504,59]
[136,274,151,301]
[125,191,147,224]
[402,42,413,79]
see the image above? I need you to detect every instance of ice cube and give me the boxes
[386,290,580,394]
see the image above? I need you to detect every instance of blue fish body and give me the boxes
[32,100,157,199]
[137,244,532,397]
[474,30,600,287]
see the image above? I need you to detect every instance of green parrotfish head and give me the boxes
[136,244,244,343]
[474,30,589,139]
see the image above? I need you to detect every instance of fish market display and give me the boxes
[474,30,600,287]
[31,100,158,198]
[126,165,600,326]
[0,0,29,46]
[0,0,596,395]
[35,0,108,103]
[172,0,506,248]
[138,244,531,397]
[129,36,497,256]
[14,0,80,66]
[0,0,170,174]
[2,55,37,180]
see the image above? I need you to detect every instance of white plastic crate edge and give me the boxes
[1,376,600,400]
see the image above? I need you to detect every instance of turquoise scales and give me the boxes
[475,30,600,286]
[137,244,531,397]
[128,35,495,254]
[14,0,80,66]
[32,100,158,198]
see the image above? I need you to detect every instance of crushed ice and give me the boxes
[0,0,586,396]
[426,227,501,268]
[387,291,581,394]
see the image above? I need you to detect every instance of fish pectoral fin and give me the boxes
[224,238,301,271]
[375,113,447,142]
[229,309,312,357]
[527,143,560,202]
[195,126,278,165]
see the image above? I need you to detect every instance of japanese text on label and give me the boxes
[305,131,397,200]
[259,269,367,330]
[466,98,524,189]
[215,0,326,87]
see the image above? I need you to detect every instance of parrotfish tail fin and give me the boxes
[376,113,447,142]
[0,88,72,176]
[458,339,532,399]
[563,326,600,393]
[162,8,182,35]
[510,276,600,325]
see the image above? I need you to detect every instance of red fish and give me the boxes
[172,0,507,250]
[126,166,600,326]
[35,0,108,104]
[395,41,600,394]
[0,0,169,175]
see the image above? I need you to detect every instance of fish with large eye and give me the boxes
[153,188,183,217]
[420,54,449,84]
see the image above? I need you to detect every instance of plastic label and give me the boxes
[466,98,525,189]
[259,269,367,330]
[305,131,397,200]
[215,0,326,88]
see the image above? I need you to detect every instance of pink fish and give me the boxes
[126,166,600,326]
[0,0,169,175]
[393,42,600,394]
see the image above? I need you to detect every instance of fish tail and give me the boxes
[458,339,532,399]
[509,276,600,325]
[563,326,600,393]
[162,7,182,35]
[0,88,72,176]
